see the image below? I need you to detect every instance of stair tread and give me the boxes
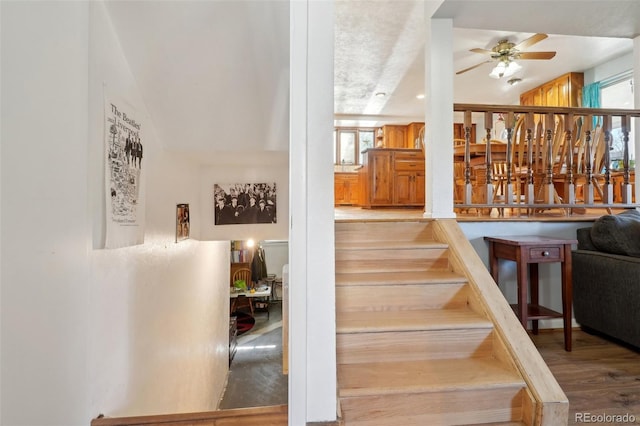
[337,308,492,333]
[335,270,466,286]
[338,357,525,397]
[336,240,447,250]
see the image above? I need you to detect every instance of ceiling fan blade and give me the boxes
[518,51,556,60]
[513,33,548,51]
[456,60,491,75]
[470,48,494,55]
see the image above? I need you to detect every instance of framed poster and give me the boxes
[104,90,146,248]
[176,203,190,242]
[214,183,277,225]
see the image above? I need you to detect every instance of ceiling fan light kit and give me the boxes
[489,60,521,79]
[457,33,556,78]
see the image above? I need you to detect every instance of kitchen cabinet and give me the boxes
[393,151,425,205]
[334,172,360,205]
[382,125,407,149]
[520,72,584,107]
[360,148,424,207]
[453,123,477,142]
[406,122,425,149]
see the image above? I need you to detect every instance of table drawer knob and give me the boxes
[542,251,550,256]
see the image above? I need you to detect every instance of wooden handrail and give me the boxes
[91,405,288,426]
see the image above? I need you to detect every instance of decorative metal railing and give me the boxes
[453,104,640,215]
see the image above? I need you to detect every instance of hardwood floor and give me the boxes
[334,206,621,223]
[531,329,640,425]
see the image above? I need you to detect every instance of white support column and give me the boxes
[288,3,308,424]
[423,17,456,218]
[634,36,640,206]
[289,1,337,424]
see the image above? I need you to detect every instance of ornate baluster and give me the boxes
[542,113,555,204]
[584,115,594,204]
[464,110,472,205]
[564,113,575,206]
[505,111,515,206]
[525,113,535,208]
[484,111,494,206]
[602,115,614,204]
[621,115,633,203]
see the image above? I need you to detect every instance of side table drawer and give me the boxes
[529,246,561,261]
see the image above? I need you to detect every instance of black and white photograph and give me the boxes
[176,203,190,242]
[214,183,277,225]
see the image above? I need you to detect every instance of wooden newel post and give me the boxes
[602,115,614,204]
[543,113,555,204]
[621,115,633,203]
[464,110,473,204]
[484,111,494,205]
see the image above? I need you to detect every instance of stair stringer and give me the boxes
[432,219,569,426]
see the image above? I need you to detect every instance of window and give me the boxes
[334,128,375,165]
[601,72,635,165]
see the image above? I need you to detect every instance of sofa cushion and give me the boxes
[590,209,640,257]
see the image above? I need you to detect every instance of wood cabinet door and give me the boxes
[394,171,412,204]
[334,176,346,205]
[383,125,407,148]
[370,152,393,204]
[346,175,360,204]
[415,172,425,204]
[393,171,424,205]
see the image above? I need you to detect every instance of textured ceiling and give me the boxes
[334,0,640,127]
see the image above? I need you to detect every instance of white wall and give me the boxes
[262,240,288,280]
[1,2,90,424]
[1,2,232,424]
[199,151,289,242]
[88,2,230,418]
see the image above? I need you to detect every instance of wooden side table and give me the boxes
[484,235,577,351]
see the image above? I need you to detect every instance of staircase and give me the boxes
[335,220,530,426]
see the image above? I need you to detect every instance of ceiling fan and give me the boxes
[457,33,556,78]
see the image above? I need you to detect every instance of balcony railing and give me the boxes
[453,103,640,216]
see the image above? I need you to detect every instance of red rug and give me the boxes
[231,311,255,335]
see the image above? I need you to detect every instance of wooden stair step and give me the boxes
[336,283,470,312]
[338,358,524,398]
[335,246,448,261]
[336,308,492,333]
[335,254,451,274]
[336,240,446,250]
[335,270,466,286]
[337,328,495,364]
[338,385,527,426]
[335,221,435,243]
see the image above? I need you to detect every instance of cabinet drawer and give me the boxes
[394,151,423,161]
[395,160,424,171]
[529,246,561,261]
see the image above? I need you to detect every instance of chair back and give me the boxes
[232,268,252,289]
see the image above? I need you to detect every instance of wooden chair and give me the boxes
[232,268,253,314]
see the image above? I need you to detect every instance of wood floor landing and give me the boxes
[531,329,640,426]
[335,206,619,222]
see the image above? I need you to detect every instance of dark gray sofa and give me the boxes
[572,209,640,349]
